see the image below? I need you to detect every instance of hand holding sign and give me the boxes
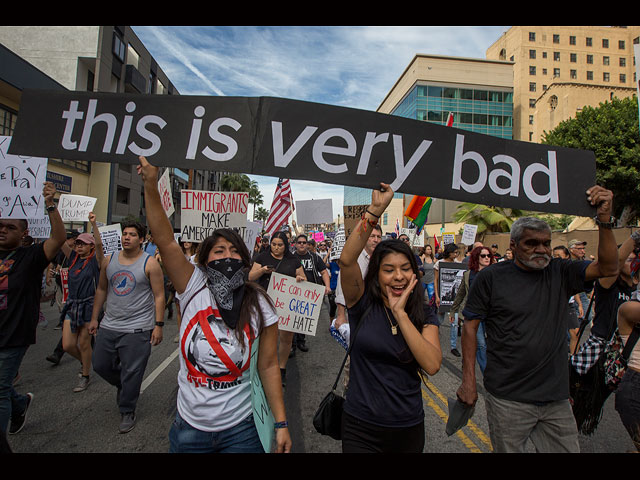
[267,272,324,336]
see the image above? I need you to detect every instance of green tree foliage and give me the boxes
[453,202,527,238]
[541,96,640,225]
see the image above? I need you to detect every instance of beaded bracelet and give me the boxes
[274,421,288,429]
[359,211,378,233]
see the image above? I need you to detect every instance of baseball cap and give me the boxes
[568,239,587,248]
[76,233,95,245]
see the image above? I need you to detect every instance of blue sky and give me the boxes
[132,26,511,222]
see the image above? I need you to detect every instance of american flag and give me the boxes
[394,218,400,237]
[264,178,294,236]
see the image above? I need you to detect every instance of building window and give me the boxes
[586,37,592,47]
[570,36,576,45]
[587,71,593,80]
[529,66,536,75]
[620,73,626,83]
[571,70,577,79]
[0,105,17,136]
[570,53,577,63]
[112,32,126,62]
[553,68,560,77]
[116,186,130,205]
[602,38,609,48]
[603,72,610,82]
[549,95,558,111]
[619,40,625,50]
[383,213,388,226]
[529,82,536,92]
[603,56,610,66]
[529,32,536,42]
[529,115,534,125]
[553,34,560,44]
[554,52,561,61]
[587,54,593,64]
[529,49,536,59]
[620,57,626,67]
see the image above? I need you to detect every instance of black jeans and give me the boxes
[341,412,425,453]
[615,368,640,452]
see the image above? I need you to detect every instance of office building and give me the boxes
[0,25,222,228]
[486,26,640,142]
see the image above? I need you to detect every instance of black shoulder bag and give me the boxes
[313,304,371,440]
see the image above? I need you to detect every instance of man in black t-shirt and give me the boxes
[292,234,331,353]
[456,186,618,453]
[0,182,66,439]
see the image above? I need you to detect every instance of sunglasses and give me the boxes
[297,241,307,244]
[479,253,491,258]
[75,241,90,246]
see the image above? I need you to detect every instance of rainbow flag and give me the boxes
[404,195,432,234]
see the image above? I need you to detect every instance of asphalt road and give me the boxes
[5,297,636,454]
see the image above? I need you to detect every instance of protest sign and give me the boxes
[28,217,51,239]
[180,190,248,242]
[461,224,478,245]
[98,224,123,255]
[343,205,367,238]
[0,136,48,219]
[158,168,175,218]
[329,228,345,261]
[400,227,424,247]
[9,90,598,216]
[295,198,333,225]
[442,232,456,245]
[437,262,468,313]
[267,272,324,336]
[250,335,275,453]
[57,194,97,222]
[241,220,261,253]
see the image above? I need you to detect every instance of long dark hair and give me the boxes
[363,239,425,331]
[197,228,274,346]
[270,231,295,258]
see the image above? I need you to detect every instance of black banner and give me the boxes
[9,89,597,216]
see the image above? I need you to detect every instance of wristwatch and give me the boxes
[46,204,57,213]
[155,321,164,327]
[594,215,616,229]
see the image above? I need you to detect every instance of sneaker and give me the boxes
[73,375,90,392]
[9,393,33,435]
[451,348,461,357]
[46,354,61,365]
[119,412,136,434]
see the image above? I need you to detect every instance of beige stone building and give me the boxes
[486,26,640,142]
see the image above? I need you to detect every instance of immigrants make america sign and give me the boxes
[9,90,598,216]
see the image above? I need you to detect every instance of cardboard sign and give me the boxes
[180,190,248,242]
[158,168,175,218]
[241,220,261,253]
[57,194,97,222]
[8,90,598,216]
[98,224,123,255]
[0,136,48,219]
[250,335,275,453]
[266,272,324,336]
[343,205,368,238]
[437,262,468,313]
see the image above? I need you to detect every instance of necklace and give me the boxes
[383,306,398,335]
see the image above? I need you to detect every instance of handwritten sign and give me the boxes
[0,136,48,219]
[28,216,51,239]
[267,272,324,336]
[461,224,478,246]
[57,194,97,222]
[98,224,123,255]
[250,335,275,453]
[343,204,367,238]
[180,190,248,242]
[158,168,175,218]
[241,220,261,253]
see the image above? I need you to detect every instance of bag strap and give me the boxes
[573,291,595,354]
[621,325,640,360]
[330,303,372,391]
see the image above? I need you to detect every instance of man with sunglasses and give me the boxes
[457,186,619,453]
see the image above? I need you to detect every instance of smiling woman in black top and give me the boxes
[339,182,441,453]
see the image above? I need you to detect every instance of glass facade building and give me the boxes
[391,83,513,139]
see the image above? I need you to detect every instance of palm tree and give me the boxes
[452,202,527,241]
[248,180,263,220]
[220,173,251,192]
[255,206,269,223]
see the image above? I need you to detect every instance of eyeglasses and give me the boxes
[479,253,491,258]
[75,241,89,246]
[297,241,307,244]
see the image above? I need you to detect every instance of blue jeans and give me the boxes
[476,321,487,373]
[169,411,264,453]
[0,346,29,434]
[439,313,457,349]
